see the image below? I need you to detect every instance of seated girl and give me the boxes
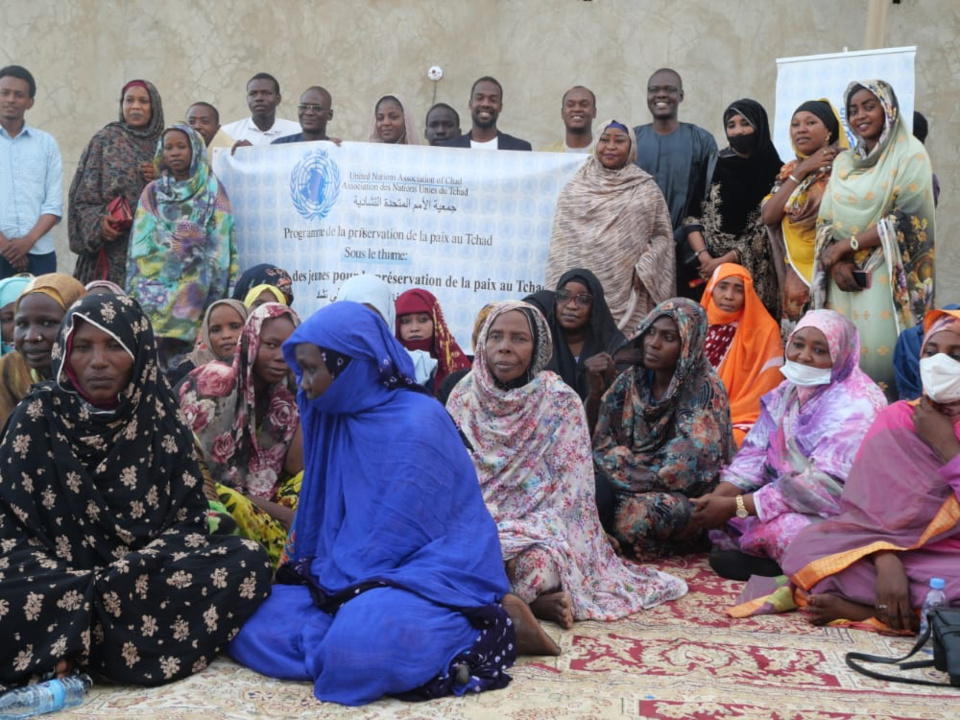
[229,302,556,706]
[692,310,886,580]
[0,293,270,692]
[700,263,784,446]
[524,268,625,400]
[447,300,687,628]
[178,303,302,567]
[395,288,471,393]
[232,263,295,308]
[167,299,248,386]
[782,309,960,630]
[0,273,86,425]
[592,298,734,559]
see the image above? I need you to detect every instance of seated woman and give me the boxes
[0,275,31,355]
[592,298,734,559]
[336,273,395,327]
[229,302,557,706]
[524,268,625,400]
[0,273,86,425]
[447,301,687,629]
[232,263,295,308]
[782,309,960,630]
[369,94,421,145]
[692,310,886,580]
[700,263,784,446]
[126,124,236,369]
[178,303,302,567]
[167,299,248,386]
[761,99,848,321]
[545,120,674,333]
[395,288,471,393]
[0,293,270,692]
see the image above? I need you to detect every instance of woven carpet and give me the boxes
[59,555,959,719]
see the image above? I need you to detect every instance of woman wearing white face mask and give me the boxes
[692,309,886,580]
[782,309,960,631]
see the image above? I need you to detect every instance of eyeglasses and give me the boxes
[298,104,327,114]
[647,85,680,94]
[556,290,593,308]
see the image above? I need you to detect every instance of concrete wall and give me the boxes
[3,0,956,299]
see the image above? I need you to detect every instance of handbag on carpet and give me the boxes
[845,607,960,687]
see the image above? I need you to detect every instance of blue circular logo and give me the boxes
[290,149,341,220]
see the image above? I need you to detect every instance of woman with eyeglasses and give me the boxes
[524,268,624,400]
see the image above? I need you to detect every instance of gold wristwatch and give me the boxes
[735,495,749,519]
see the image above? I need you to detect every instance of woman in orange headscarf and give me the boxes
[701,263,783,446]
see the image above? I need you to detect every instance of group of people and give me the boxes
[0,58,955,708]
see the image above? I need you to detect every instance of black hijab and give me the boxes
[524,268,625,399]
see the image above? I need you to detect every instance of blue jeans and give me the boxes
[0,251,56,279]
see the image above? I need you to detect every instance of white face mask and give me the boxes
[920,353,960,403]
[780,359,832,387]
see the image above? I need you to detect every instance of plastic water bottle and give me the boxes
[918,577,947,640]
[0,673,92,719]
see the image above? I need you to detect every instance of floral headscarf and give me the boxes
[232,264,295,307]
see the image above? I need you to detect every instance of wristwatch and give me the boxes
[849,235,860,252]
[735,495,749,519]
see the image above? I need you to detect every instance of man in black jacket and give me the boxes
[440,76,532,151]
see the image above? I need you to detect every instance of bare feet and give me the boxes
[805,594,875,626]
[530,591,574,630]
[54,658,75,678]
[606,533,622,556]
[502,593,561,656]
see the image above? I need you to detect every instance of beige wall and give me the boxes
[4,0,956,300]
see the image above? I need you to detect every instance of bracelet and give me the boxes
[788,173,802,184]
[696,249,710,258]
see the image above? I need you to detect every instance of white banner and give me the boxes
[213,143,586,345]
[773,46,915,159]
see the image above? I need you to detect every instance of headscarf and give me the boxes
[923,309,960,346]
[894,304,960,400]
[813,80,935,334]
[593,298,734,496]
[0,276,31,355]
[232,264,294,306]
[178,303,301,500]
[16,272,87,314]
[67,80,165,287]
[701,263,784,443]
[446,300,688,619]
[182,298,249,369]
[524,268,625,399]
[243,284,286,308]
[545,120,675,333]
[394,288,471,388]
[336,273,395,329]
[84,279,126,296]
[279,301,508,610]
[367,94,422,145]
[126,124,236,344]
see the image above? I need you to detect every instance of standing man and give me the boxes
[273,86,336,144]
[441,77,531,151]
[222,73,300,146]
[541,86,596,153]
[185,102,234,160]
[633,68,716,228]
[0,65,62,277]
[424,103,461,146]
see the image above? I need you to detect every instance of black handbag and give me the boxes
[846,607,960,687]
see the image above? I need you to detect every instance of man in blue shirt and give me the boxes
[0,65,62,277]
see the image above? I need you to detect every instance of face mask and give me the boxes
[728,132,758,155]
[780,359,832,387]
[920,353,960,403]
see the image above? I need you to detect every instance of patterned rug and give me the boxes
[60,556,959,719]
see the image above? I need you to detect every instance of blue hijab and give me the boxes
[282,301,508,608]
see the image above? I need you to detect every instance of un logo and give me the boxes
[290,149,341,221]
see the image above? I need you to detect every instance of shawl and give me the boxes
[812,80,935,333]
[182,298,249,369]
[524,268,625,399]
[0,276,31,355]
[84,279,127,295]
[179,303,301,500]
[336,273,396,329]
[723,309,886,516]
[394,288,471,389]
[280,301,509,609]
[447,300,687,618]
[232,264,294,306]
[545,120,675,334]
[127,124,237,344]
[701,263,784,444]
[367,94,422,145]
[593,298,734,496]
[68,80,165,287]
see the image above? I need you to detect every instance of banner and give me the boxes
[214,143,586,345]
[773,46,915,159]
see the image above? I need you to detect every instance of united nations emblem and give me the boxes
[290,149,341,220]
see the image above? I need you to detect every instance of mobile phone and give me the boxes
[852,269,871,289]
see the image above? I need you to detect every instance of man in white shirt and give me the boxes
[221,73,300,146]
[540,86,596,153]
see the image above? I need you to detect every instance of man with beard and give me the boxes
[441,77,531,151]
[273,86,338,145]
[223,72,300,146]
[541,86,596,153]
